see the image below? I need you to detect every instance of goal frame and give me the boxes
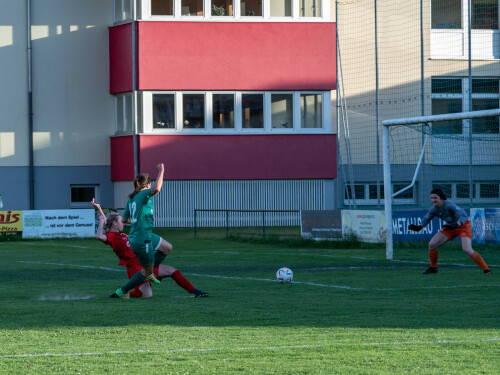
[382,108,500,260]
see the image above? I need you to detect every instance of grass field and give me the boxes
[0,230,499,374]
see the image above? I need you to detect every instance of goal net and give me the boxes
[383,108,500,259]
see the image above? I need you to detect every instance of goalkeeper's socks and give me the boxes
[171,270,196,292]
[154,251,168,269]
[429,248,439,268]
[470,251,489,271]
[146,273,161,284]
[121,271,147,293]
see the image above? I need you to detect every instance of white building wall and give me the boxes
[0,0,115,168]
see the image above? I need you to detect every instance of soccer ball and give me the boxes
[276,267,293,283]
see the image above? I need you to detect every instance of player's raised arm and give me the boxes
[91,198,108,242]
[149,163,164,197]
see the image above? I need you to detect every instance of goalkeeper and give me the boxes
[408,188,491,275]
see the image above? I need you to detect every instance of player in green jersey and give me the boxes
[110,163,169,298]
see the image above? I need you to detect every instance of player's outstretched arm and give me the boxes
[150,163,164,197]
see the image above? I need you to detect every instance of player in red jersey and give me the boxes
[92,199,208,298]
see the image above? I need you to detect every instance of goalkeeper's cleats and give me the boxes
[189,289,209,298]
[146,274,161,284]
[109,288,130,299]
[422,267,438,274]
[484,269,492,275]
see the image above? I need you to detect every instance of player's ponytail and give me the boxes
[129,173,151,199]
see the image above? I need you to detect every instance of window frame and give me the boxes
[433,181,500,202]
[430,0,500,59]
[139,0,330,21]
[141,91,331,134]
[431,77,500,136]
[343,182,414,206]
[115,93,135,134]
[70,185,99,209]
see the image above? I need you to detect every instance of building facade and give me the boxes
[336,0,500,209]
[0,0,337,227]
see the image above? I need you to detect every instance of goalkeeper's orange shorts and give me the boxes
[440,220,472,240]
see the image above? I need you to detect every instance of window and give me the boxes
[431,77,500,135]
[153,94,175,129]
[472,79,500,134]
[344,184,365,200]
[271,94,293,128]
[480,182,500,198]
[472,0,498,29]
[182,0,204,16]
[152,0,174,15]
[114,0,133,22]
[241,0,262,16]
[431,99,463,134]
[432,183,453,198]
[343,183,411,205]
[71,185,98,208]
[270,0,292,17]
[141,91,330,133]
[301,94,322,128]
[433,181,500,202]
[300,0,321,17]
[142,0,329,19]
[213,94,234,128]
[369,184,384,200]
[393,184,414,200]
[212,0,234,16]
[456,183,475,198]
[431,0,462,29]
[183,94,205,129]
[431,0,500,59]
[115,94,134,133]
[242,94,264,128]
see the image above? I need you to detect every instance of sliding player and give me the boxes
[92,198,208,298]
[408,188,491,275]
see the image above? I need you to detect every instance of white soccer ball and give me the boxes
[276,267,293,283]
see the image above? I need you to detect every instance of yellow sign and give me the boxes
[0,210,22,235]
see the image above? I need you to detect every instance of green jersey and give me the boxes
[123,189,154,244]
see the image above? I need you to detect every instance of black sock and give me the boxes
[154,251,167,268]
[121,271,146,293]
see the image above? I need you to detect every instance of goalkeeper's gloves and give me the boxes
[442,223,459,230]
[408,224,422,232]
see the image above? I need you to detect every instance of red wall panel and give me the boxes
[110,135,135,180]
[109,23,133,94]
[136,22,336,91]
[133,134,337,180]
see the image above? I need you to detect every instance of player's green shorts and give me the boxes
[151,233,162,251]
[130,234,163,266]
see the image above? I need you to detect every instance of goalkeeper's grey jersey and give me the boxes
[421,200,469,227]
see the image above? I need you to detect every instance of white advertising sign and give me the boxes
[22,209,95,239]
[342,210,387,243]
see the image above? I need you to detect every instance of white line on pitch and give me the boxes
[1,338,499,359]
[16,261,499,292]
[17,261,123,273]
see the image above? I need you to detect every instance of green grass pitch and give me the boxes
[0,230,499,374]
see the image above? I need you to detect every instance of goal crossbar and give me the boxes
[382,108,500,260]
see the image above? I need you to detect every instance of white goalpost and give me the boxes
[383,108,500,260]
